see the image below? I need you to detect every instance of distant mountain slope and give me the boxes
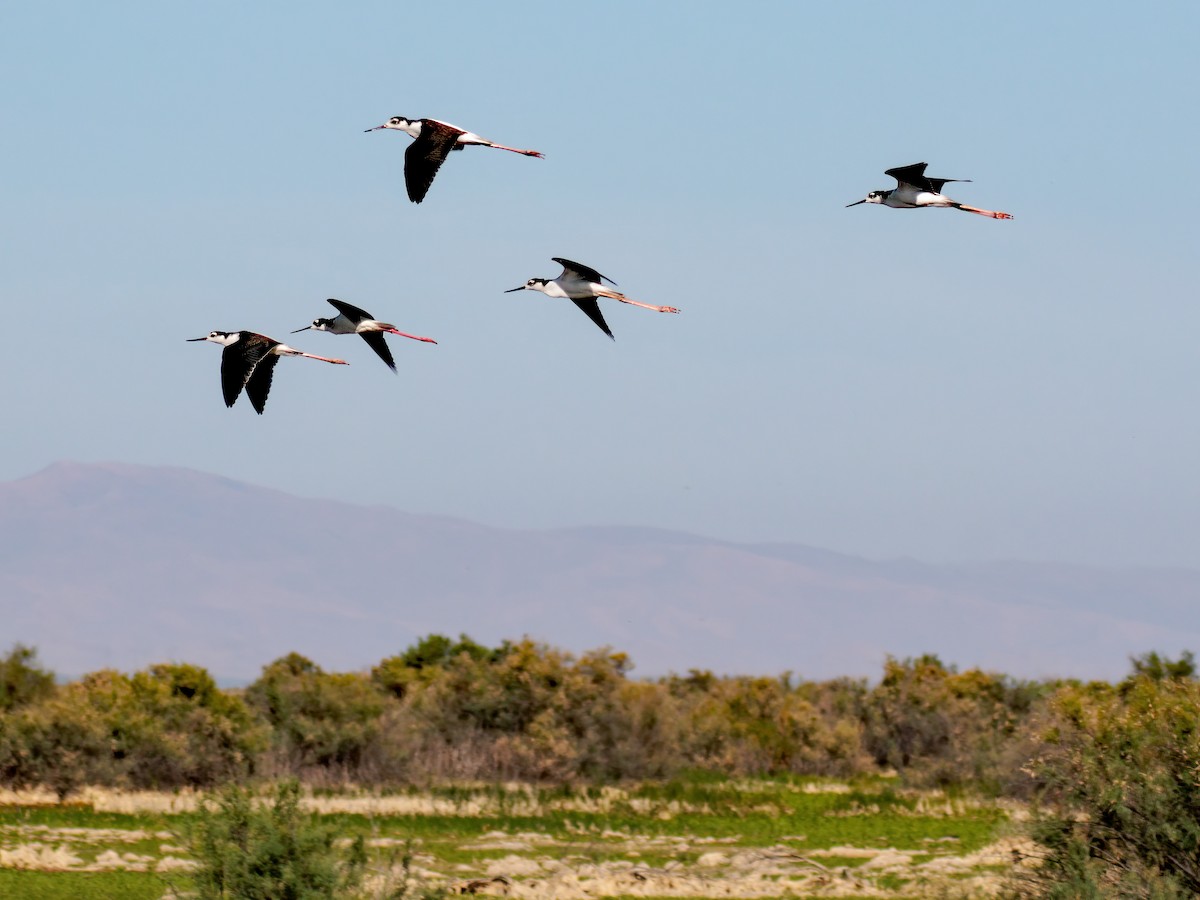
[2,462,1197,682]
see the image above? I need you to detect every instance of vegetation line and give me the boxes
[2,639,1197,896]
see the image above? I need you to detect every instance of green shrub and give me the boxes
[0,644,55,710]
[0,684,111,798]
[247,654,388,772]
[371,634,498,700]
[1019,655,1200,897]
[185,779,366,899]
[122,663,264,788]
[1124,649,1196,685]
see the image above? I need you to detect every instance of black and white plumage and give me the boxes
[847,162,1014,219]
[505,258,680,340]
[365,116,544,204]
[291,299,437,373]
[187,331,348,414]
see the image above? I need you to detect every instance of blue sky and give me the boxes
[2,1,1198,566]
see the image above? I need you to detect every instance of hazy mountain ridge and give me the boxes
[1,461,1197,682]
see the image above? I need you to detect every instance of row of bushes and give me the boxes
[4,639,1198,896]
[250,638,1066,791]
[0,637,1190,799]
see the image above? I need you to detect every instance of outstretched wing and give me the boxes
[926,175,972,194]
[553,257,617,286]
[244,353,281,414]
[220,337,273,408]
[885,162,933,192]
[327,298,373,323]
[359,332,397,372]
[404,123,462,203]
[571,297,615,340]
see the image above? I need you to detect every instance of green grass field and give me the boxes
[0,870,167,900]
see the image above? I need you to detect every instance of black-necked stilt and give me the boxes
[847,162,1013,219]
[504,258,680,340]
[187,331,348,414]
[291,299,436,373]
[365,116,544,204]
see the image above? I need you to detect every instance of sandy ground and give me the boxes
[425,829,1036,898]
[0,825,1033,896]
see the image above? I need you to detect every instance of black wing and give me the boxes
[244,354,281,415]
[885,162,934,192]
[553,257,617,286]
[926,175,971,194]
[327,298,373,323]
[359,331,397,372]
[220,338,273,408]
[571,297,615,340]
[404,124,461,203]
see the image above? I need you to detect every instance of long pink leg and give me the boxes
[598,289,681,314]
[385,327,437,344]
[299,352,349,365]
[956,204,1014,220]
[482,142,544,158]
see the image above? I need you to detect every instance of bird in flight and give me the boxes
[366,116,543,204]
[188,331,347,413]
[847,162,1013,219]
[292,298,436,373]
[505,258,680,340]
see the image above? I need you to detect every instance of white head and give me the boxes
[186,330,238,346]
[846,190,888,208]
[291,317,333,334]
[365,115,416,134]
[504,278,550,295]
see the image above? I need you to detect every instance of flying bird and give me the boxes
[188,331,348,414]
[292,298,436,373]
[365,116,543,203]
[847,162,1013,219]
[505,258,680,340]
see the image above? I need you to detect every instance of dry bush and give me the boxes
[0,663,261,797]
[400,640,674,782]
[671,672,868,776]
[583,677,688,779]
[861,654,1046,789]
